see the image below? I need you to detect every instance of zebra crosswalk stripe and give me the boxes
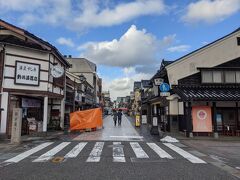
[86,142,104,162]
[130,142,149,158]
[3,141,207,164]
[113,142,125,162]
[4,142,53,163]
[147,143,173,159]
[64,142,87,159]
[33,142,70,162]
[163,143,206,164]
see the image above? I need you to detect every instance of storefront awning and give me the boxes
[142,96,168,106]
[173,86,240,101]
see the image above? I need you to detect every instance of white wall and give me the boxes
[3,46,49,91]
[167,30,240,86]
[0,92,8,133]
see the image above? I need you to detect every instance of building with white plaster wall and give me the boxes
[0,20,70,138]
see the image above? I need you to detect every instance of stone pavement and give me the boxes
[125,115,160,142]
[73,114,144,141]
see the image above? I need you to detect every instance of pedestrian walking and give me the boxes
[117,110,123,126]
[112,109,118,126]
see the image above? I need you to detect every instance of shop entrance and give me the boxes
[22,97,43,135]
[7,95,44,137]
[217,108,238,135]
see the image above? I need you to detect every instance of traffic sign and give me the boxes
[160,83,170,92]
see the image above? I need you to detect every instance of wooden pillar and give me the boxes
[212,102,218,138]
[186,102,193,137]
[43,96,48,132]
[236,102,239,130]
[147,103,151,124]
[212,102,217,132]
[73,79,76,112]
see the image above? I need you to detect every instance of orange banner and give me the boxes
[70,108,103,131]
[192,106,212,132]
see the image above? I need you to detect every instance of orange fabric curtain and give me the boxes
[70,108,103,131]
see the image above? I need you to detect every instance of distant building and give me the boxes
[66,57,102,106]
[134,81,141,90]
[102,91,111,108]
[65,71,94,113]
[116,96,130,108]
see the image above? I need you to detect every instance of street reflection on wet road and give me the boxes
[73,115,143,141]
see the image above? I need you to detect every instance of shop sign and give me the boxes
[192,106,212,132]
[141,115,147,124]
[15,61,40,86]
[153,117,158,126]
[160,92,170,97]
[75,93,81,102]
[51,65,64,78]
[154,78,164,86]
[22,98,41,108]
[135,115,141,127]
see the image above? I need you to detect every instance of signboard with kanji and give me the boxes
[15,61,40,86]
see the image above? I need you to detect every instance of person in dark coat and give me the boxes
[112,109,118,126]
[117,110,123,126]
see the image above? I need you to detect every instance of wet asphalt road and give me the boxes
[0,115,239,180]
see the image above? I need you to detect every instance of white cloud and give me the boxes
[202,41,209,45]
[0,0,168,31]
[0,0,45,12]
[0,0,72,27]
[182,0,240,24]
[56,37,75,47]
[167,45,191,52]
[71,0,167,30]
[102,71,152,100]
[123,67,136,76]
[79,25,175,67]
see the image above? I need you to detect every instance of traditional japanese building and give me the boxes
[141,60,172,134]
[66,57,102,107]
[65,72,95,114]
[166,27,240,137]
[0,19,70,138]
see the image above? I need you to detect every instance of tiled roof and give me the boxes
[141,80,152,88]
[0,35,45,51]
[0,19,70,67]
[173,86,240,101]
[134,81,141,89]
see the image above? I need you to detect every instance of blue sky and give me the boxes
[0,0,240,100]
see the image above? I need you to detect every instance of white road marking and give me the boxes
[147,143,173,159]
[4,142,53,163]
[33,142,70,162]
[110,136,143,139]
[163,143,206,164]
[130,142,149,158]
[86,142,104,162]
[113,142,125,162]
[64,142,87,158]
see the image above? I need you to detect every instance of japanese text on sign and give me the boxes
[15,61,40,86]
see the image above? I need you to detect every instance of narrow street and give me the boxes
[0,4,240,180]
[0,115,238,180]
[73,115,143,141]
